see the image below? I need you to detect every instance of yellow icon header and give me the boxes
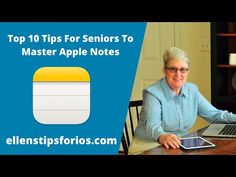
[33,67,90,82]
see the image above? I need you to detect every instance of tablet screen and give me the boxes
[180,136,216,150]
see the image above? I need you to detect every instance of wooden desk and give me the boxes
[141,127,236,155]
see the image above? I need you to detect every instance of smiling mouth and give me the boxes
[173,79,182,82]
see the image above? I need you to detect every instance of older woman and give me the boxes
[134,47,236,149]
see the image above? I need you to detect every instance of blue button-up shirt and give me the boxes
[134,78,236,141]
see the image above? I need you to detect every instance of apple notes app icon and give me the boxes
[33,67,90,124]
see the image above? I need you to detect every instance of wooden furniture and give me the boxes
[120,100,143,155]
[211,22,236,113]
[140,127,236,155]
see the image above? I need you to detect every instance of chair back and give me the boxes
[121,100,143,155]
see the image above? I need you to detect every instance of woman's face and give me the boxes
[164,59,189,92]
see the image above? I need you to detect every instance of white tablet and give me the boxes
[180,136,216,150]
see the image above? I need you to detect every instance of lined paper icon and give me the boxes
[33,67,90,124]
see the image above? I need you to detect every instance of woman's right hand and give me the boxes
[158,134,181,149]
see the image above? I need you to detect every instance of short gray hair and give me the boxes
[163,47,190,68]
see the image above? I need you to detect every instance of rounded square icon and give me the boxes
[33,67,90,124]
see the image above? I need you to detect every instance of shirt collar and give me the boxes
[161,77,188,101]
